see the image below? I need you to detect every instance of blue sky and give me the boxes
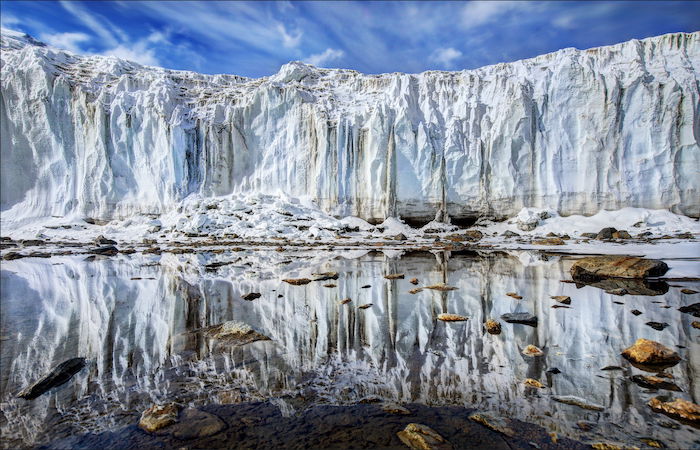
[2,1,699,77]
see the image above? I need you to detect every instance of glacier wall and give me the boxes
[1,29,699,225]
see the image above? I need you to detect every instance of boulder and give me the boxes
[205,321,270,345]
[679,303,700,317]
[621,338,681,369]
[485,319,501,335]
[502,230,520,238]
[169,408,226,440]
[522,345,544,357]
[241,293,261,301]
[570,256,669,280]
[94,235,117,245]
[380,402,411,415]
[524,378,545,389]
[393,233,408,241]
[612,230,631,239]
[505,292,522,299]
[409,288,423,294]
[396,423,452,450]
[580,232,598,239]
[596,227,617,240]
[88,246,119,256]
[139,403,180,433]
[501,312,538,326]
[647,398,699,426]
[409,278,419,285]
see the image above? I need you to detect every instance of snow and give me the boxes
[1,28,698,231]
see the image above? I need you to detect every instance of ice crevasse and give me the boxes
[1,28,698,227]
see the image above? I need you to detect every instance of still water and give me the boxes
[1,249,698,448]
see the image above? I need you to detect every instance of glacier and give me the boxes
[1,28,699,228]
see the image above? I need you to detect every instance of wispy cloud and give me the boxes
[59,0,121,46]
[38,31,91,53]
[276,23,302,48]
[430,47,463,68]
[304,48,344,67]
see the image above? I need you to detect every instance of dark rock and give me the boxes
[645,321,669,331]
[630,375,682,391]
[596,227,617,240]
[393,233,408,241]
[546,367,561,374]
[502,230,520,238]
[3,252,23,260]
[312,272,339,281]
[361,284,371,288]
[485,319,501,335]
[94,235,117,245]
[580,232,598,239]
[242,293,261,301]
[169,408,226,440]
[21,239,45,247]
[501,312,537,326]
[606,288,628,296]
[631,309,643,315]
[18,357,86,400]
[601,366,624,371]
[578,277,668,296]
[89,246,119,256]
[678,303,700,317]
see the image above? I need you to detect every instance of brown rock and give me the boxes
[359,303,373,309]
[323,283,337,288]
[425,283,457,291]
[533,237,565,245]
[409,278,419,285]
[522,345,544,357]
[385,273,405,280]
[205,321,270,345]
[139,403,179,433]
[630,375,682,391]
[570,256,669,280]
[692,321,700,329]
[468,413,515,437]
[485,319,501,335]
[283,278,312,285]
[340,298,352,304]
[621,339,681,369]
[437,313,468,322]
[396,423,451,450]
[552,395,604,411]
[170,408,226,440]
[681,288,698,294]
[524,378,545,389]
[409,288,423,294]
[647,397,699,427]
[612,230,631,239]
[551,295,571,305]
[505,292,522,299]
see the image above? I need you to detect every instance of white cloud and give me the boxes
[461,1,529,29]
[276,23,302,48]
[304,48,344,67]
[430,47,463,68]
[101,31,165,66]
[60,0,120,46]
[0,13,20,28]
[38,31,91,53]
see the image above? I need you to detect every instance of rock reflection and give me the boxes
[0,249,698,448]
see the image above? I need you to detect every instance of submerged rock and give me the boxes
[621,339,681,369]
[17,357,86,400]
[485,319,501,335]
[501,312,538,326]
[139,403,180,433]
[647,397,700,427]
[468,412,515,437]
[570,256,669,280]
[397,423,451,450]
[437,313,468,322]
[552,395,604,411]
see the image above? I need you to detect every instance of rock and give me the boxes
[323,283,337,288]
[552,395,604,411]
[425,283,458,291]
[340,298,352,304]
[551,295,571,305]
[581,277,668,296]
[533,237,565,245]
[408,288,423,294]
[601,366,624,371]
[524,378,545,388]
[576,421,596,431]
[580,232,598,239]
[505,292,522,300]
[409,278,419,285]
[241,292,261,301]
[311,272,339,281]
[606,288,628,296]
[590,443,625,450]
[139,403,180,433]
[17,357,86,400]
[361,284,371,288]
[283,278,312,285]
[675,232,694,239]
[501,312,538,326]
[621,339,681,369]
[464,230,483,241]
[645,321,669,331]
[631,309,643,316]
[358,303,373,309]
[437,313,468,322]
[205,321,270,345]
[692,321,700,329]
[385,273,405,280]
[681,288,698,294]
[546,367,561,374]
[393,233,408,241]
[397,423,451,450]
[485,319,501,335]
[88,245,119,256]
[522,345,544,357]
[169,408,226,440]
[380,402,411,415]
[639,438,665,448]
[647,397,700,426]
[678,303,700,317]
[570,255,669,280]
[3,252,23,260]
[596,227,618,240]
[94,235,117,245]
[502,230,520,238]
[630,375,682,391]
[612,230,631,239]
[468,413,515,437]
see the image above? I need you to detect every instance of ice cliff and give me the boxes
[1,28,699,226]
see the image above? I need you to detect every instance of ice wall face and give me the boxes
[1,29,699,225]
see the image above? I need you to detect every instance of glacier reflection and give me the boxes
[1,249,698,448]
